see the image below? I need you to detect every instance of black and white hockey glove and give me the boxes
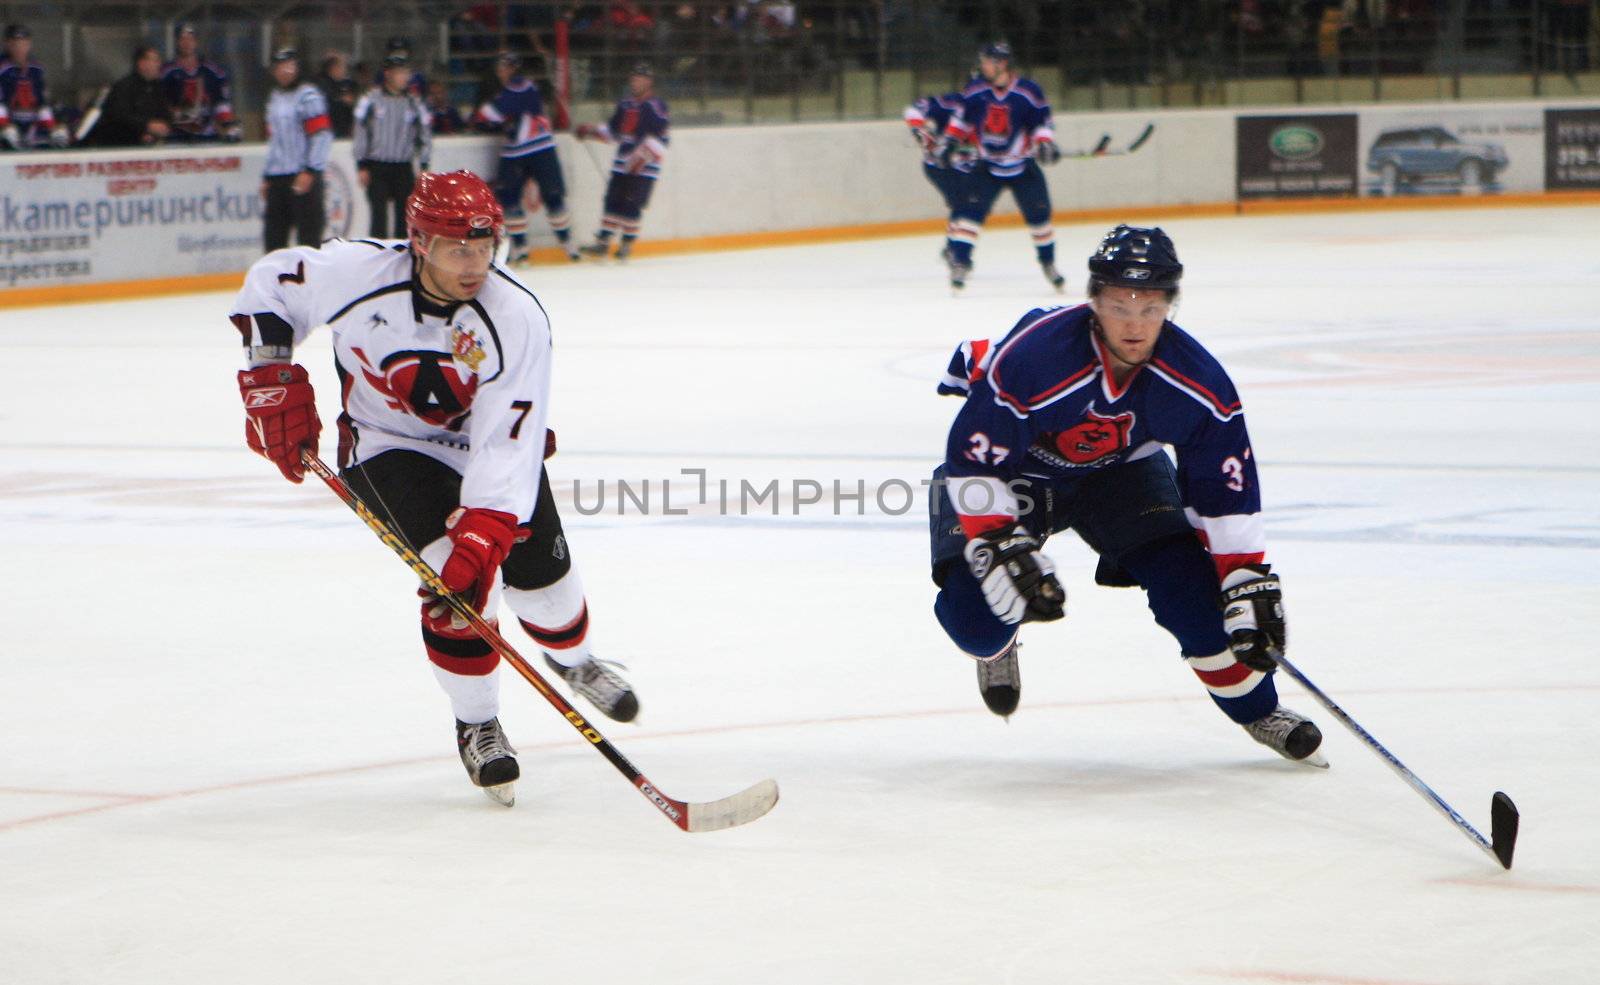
[1034,139,1061,166]
[964,526,1066,625]
[1220,565,1286,672]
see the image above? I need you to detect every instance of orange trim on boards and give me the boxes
[3,191,1598,310]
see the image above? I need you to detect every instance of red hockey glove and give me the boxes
[438,507,529,614]
[575,123,602,141]
[238,364,320,483]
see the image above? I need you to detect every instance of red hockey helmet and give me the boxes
[406,170,503,244]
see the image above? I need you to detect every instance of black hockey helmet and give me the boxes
[980,41,1011,63]
[3,23,29,41]
[1088,225,1183,292]
[270,46,298,64]
[628,61,654,79]
[496,51,522,70]
[386,35,413,53]
[382,52,410,69]
[176,22,198,37]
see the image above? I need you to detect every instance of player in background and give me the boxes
[160,23,241,142]
[927,225,1325,766]
[353,51,433,239]
[575,62,669,262]
[475,52,579,264]
[940,42,1064,293]
[904,85,974,267]
[229,171,640,806]
[0,24,67,150]
[260,48,331,252]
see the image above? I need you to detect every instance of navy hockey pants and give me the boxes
[495,148,568,220]
[945,160,1055,267]
[927,454,1279,725]
[923,163,971,213]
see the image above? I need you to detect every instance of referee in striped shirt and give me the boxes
[353,53,433,238]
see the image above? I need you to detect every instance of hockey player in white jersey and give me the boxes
[230,170,638,806]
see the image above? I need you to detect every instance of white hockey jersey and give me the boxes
[230,238,553,522]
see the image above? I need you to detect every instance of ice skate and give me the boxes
[614,241,633,262]
[545,654,639,722]
[976,641,1020,718]
[948,261,972,293]
[1041,262,1065,293]
[1243,705,1328,768]
[564,244,583,263]
[578,240,611,260]
[456,717,520,806]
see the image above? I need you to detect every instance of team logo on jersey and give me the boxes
[450,327,487,372]
[982,103,1011,136]
[356,347,478,429]
[620,108,639,136]
[1051,409,1135,465]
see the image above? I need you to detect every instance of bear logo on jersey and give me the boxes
[1052,408,1135,465]
[357,348,479,429]
[982,103,1011,137]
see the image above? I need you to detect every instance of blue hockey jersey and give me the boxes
[599,96,670,178]
[939,304,1266,577]
[0,58,55,139]
[475,76,555,159]
[160,58,236,138]
[903,92,966,169]
[945,78,1054,178]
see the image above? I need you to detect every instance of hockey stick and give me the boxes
[301,450,780,832]
[73,85,111,145]
[1060,123,1155,159]
[1275,654,1518,869]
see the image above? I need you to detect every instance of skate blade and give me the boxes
[1296,750,1330,769]
[481,782,516,807]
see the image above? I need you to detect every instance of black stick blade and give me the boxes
[1490,791,1519,869]
[1127,123,1155,152]
[1090,134,1111,156]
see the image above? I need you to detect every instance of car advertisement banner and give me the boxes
[1236,114,1359,199]
[1358,105,1543,198]
[1544,107,1600,190]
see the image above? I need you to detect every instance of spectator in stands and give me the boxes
[94,44,172,147]
[161,24,241,142]
[1,23,67,150]
[316,50,357,137]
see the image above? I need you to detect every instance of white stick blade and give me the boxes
[685,779,779,833]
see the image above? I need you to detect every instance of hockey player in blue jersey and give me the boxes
[941,43,1064,293]
[1,24,67,149]
[904,88,973,213]
[160,24,241,142]
[927,225,1325,766]
[475,52,579,264]
[575,63,670,262]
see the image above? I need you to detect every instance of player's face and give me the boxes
[421,235,496,300]
[979,56,1008,84]
[1091,286,1171,368]
[628,74,650,98]
[137,50,162,80]
[177,34,197,57]
[6,37,29,62]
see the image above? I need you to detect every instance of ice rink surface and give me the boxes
[3,206,1598,984]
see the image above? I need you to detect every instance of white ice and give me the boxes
[3,206,1598,984]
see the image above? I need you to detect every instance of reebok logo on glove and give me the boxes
[245,388,287,408]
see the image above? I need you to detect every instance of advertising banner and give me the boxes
[1544,107,1600,190]
[1358,105,1543,198]
[1236,113,1359,199]
[0,138,500,292]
